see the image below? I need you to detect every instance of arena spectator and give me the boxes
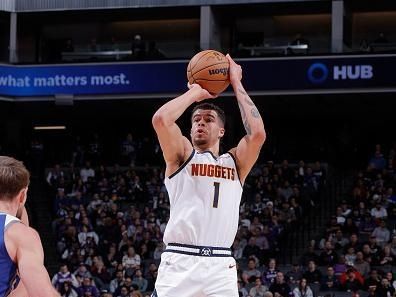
[144,262,157,286]
[333,255,347,277]
[243,237,261,260]
[131,269,148,292]
[340,269,363,293]
[74,263,93,284]
[332,229,349,251]
[359,214,377,235]
[371,203,388,220]
[344,234,362,254]
[238,280,249,297]
[91,258,111,290]
[249,277,269,297]
[320,266,339,291]
[53,264,80,290]
[319,241,338,266]
[131,35,145,60]
[365,269,381,291]
[367,236,382,264]
[60,281,79,297]
[116,285,129,297]
[384,272,396,290]
[342,217,359,236]
[378,245,394,266]
[369,151,386,170]
[109,270,125,294]
[303,261,322,285]
[80,161,95,183]
[77,277,100,297]
[152,242,165,260]
[269,272,292,297]
[292,278,313,297]
[345,246,357,266]
[285,264,303,287]
[353,251,371,277]
[78,225,99,247]
[371,220,391,247]
[299,245,319,266]
[242,258,262,284]
[262,258,279,286]
[251,194,266,214]
[114,276,134,296]
[376,278,395,297]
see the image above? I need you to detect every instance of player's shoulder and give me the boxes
[4,222,40,261]
[7,222,40,242]
[227,148,237,159]
[221,149,237,163]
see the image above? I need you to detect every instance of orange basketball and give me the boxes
[187,50,230,95]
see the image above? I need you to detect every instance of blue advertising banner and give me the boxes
[241,54,396,93]
[0,62,187,97]
[0,54,395,98]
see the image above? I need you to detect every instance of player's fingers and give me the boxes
[226,53,235,65]
[227,53,240,68]
[188,82,200,90]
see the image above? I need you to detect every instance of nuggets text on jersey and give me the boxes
[191,163,235,180]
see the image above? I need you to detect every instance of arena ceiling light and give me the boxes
[33,126,66,130]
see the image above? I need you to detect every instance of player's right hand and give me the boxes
[187,82,218,102]
[226,54,242,86]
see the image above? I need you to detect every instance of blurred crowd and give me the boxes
[46,133,326,297]
[294,144,396,297]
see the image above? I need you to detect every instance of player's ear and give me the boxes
[18,187,28,205]
[219,128,225,139]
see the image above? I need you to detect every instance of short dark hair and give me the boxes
[0,156,30,201]
[191,103,226,126]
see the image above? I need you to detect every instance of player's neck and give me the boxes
[194,144,219,157]
[0,200,18,216]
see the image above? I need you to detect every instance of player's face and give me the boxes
[191,109,224,147]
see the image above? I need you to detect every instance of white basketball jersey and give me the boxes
[163,150,243,248]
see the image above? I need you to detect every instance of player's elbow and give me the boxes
[152,111,166,129]
[251,129,266,145]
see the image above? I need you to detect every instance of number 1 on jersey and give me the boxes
[213,182,220,208]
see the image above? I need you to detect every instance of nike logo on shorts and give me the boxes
[229,264,236,269]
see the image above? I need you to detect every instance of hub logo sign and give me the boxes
[307,63,373,84]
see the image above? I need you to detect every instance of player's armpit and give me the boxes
[230,133,265,184]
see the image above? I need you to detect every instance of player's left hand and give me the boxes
[226,54,242,86]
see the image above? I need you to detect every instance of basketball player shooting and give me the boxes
[151,54,266,297]
[0,156,60,297]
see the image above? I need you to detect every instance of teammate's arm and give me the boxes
[227,54,266,184]
[6,224,60,297]
[152,85,216,174]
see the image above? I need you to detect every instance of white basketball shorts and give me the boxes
[152,251,238,297]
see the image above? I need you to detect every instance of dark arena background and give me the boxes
[1,1,396,297]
